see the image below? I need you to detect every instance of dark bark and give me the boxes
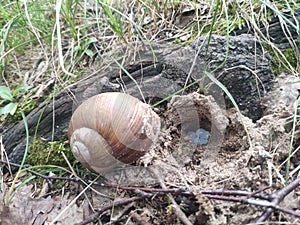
[233,9,299,49]
[192,35,275,120]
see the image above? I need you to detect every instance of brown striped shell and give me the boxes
[68,92,160,173]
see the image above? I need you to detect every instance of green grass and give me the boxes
[1,0,299,80]
[5,111,29,204]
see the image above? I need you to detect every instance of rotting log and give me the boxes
[2,34,275,167]
[233,9,300,49]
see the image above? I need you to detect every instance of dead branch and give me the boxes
[148,166,193,225]
[1,159,299,223]
[256,176,300,222]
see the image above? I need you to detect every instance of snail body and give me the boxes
[68,92,160,173]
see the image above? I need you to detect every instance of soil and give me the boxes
[1,72,299,224]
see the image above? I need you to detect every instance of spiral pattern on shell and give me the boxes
[68,92,161,173]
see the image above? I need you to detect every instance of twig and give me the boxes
[256,176,300,222]
[0,160,267,199]
[148,166,193,225]
[1,160,300,222]
[75,195,145,225]
[1,159,80,182]
[1,160,56,189]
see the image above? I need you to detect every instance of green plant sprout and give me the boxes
[0,85,30,116]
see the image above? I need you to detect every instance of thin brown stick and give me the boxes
[1,160,300,222]
[256,176,300,222]
[75,196,143,225]
[148,166,193,225]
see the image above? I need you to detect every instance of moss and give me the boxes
[282,48,298,68]
[27,138,77,167]
[268,47,299,74]
[26,138,96,189]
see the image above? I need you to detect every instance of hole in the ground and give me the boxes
[181,117,212,145]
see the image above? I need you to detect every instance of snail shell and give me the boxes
[68,92,160,173]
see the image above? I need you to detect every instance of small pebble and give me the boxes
[187,128,211,145]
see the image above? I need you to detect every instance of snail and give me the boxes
[68,92,161,173]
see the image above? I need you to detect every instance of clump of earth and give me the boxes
[93,73,300,224]
[154,73,299,224]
